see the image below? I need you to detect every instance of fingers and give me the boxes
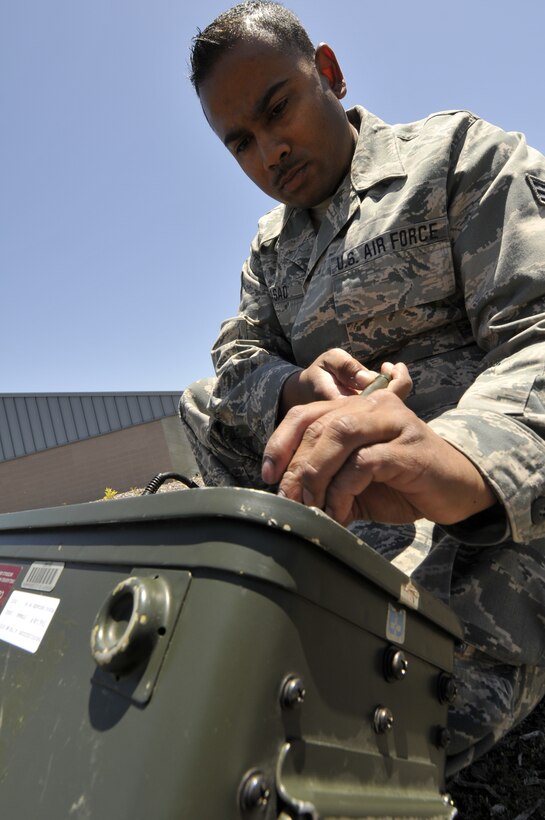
[280,352,411,416]
[320,352,412,397]
[263,360,412,492]
[266,361,495,529]
[324,352,412,395]
[318,348,379,392]
[320,444,415,524]
[262,360,412,506]
[279,350,366,416]
[380,361,412,400]
[277,392,406,510]
[262,400,335,485]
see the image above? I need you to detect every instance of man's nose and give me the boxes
[259,135,290,169]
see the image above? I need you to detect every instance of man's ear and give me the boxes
[315,43,347,99]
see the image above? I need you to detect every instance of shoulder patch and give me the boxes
[526,174,545,206]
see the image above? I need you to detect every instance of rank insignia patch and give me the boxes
[527,174,545,206]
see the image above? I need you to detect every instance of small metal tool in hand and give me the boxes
[360,372,392,396]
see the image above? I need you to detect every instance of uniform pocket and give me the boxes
[331,217,458,359]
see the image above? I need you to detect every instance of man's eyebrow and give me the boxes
[223,79,289,147]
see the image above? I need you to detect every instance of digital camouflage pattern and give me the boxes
[445,643,545,775]
[180,107,545,767]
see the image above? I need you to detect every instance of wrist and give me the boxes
[279,370,303,420]
[435,441,497,525]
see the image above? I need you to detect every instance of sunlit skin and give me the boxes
[199,37,357,209]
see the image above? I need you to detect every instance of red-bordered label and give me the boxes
[0,564,22,610]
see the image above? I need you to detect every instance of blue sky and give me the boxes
[1,0,543,392]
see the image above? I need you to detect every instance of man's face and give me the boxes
[199,37,356,209]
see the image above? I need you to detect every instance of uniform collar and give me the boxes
[278,105,406,232]
[348,105,406,191]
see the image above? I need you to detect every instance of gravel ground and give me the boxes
[107,479,545,818]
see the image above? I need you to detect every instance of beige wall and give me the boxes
[0,417,198,514]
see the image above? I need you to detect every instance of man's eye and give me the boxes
[270,98,288,118]
[235,136,251,155]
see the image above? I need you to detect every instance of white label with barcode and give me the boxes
[22,562,64,592]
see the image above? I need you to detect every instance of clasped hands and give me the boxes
[262,348,495,526]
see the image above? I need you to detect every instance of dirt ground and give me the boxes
[448,697,545,819]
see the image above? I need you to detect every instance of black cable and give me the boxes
[142,471,200,495]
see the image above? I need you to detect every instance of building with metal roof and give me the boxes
[0,393,181,462]
[0,393,197,513]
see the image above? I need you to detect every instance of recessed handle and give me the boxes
[90,575,170,675]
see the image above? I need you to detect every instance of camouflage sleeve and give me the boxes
[209,229,301,448]
[429,118,545,543]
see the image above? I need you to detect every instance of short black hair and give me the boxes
[190,1,315,95]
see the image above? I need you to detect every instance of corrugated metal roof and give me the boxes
[0,393,181,463]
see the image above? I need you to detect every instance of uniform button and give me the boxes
[531,497,545,525]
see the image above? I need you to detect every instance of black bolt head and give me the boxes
[437,727,452,749]
[280,675,306,709]
[383,646,408,682]
[373,705,394,734]
[239,770,271,812]
[438,673,458,704]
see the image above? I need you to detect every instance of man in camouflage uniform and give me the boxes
[181,1,545,773]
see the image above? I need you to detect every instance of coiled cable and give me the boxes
[142,471,200,495]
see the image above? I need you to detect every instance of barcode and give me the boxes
[22,562,64,592]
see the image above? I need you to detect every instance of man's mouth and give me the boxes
[277,163,308,194]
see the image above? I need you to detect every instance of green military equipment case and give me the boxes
[0,488,461,819]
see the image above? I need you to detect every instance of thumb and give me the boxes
[381,361,413,400]
[321,348,378,391]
